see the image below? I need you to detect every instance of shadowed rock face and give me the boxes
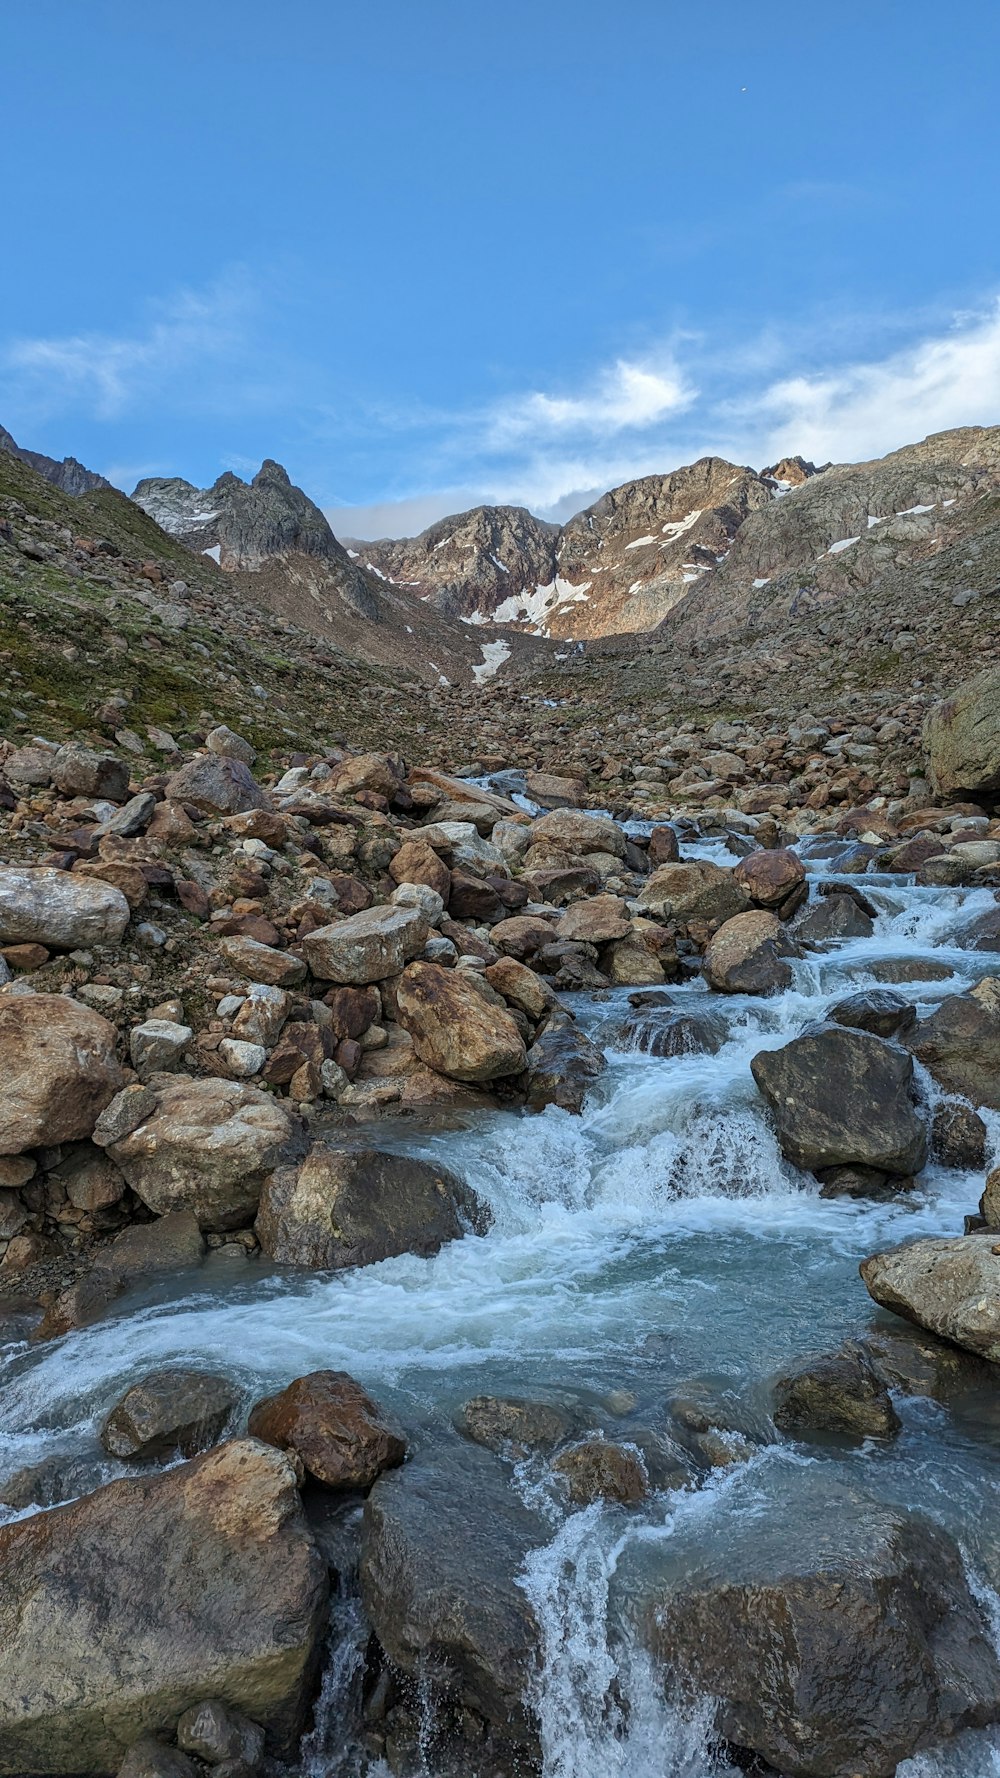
[750,1024,927,1175]
[0,422,110,496]
[134,459,354,574]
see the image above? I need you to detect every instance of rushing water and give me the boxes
[3,841,1000,1776]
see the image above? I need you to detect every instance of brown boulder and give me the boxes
[388,838,451,900]
[733,847,806,908]
[396,961,527,1083]
[165,754,270,815]
[108,1077,294,1230]
[557,894,632,945]
[703,910,795,995]
[248,1370,405,1488]
[638,860,748,924]
[0,994,123,1156]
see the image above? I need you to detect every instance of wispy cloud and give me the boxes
[486,353,696,444]
[3,272,260,422]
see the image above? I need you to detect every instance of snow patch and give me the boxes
[753,576,770,588]
[659,508,703,540]
[493,577,591,636]
[472,640,512,684]
[827,536,860,554]
[432,534,454,552]
[489,554,510,574]
[346,547,360,558]
[202,543,222,563]
[625,535,658,550]
[897,503,935,516]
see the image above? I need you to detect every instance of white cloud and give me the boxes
[487,353,696,444]
[3,273,257,420]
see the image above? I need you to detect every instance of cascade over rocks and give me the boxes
[524,1009,606,1111]
[908,984,1000,1109]
[646,1492,1000,1778]
[255,1144,489,1268]
[750,1025,927,1176]
[0,1440,328,1775]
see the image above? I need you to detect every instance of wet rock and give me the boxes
[816,1163,911,1199]
[733,847,805,909]
[794,892,874,943]
[176,1700,264,1769]
[826,988,917,1040]
[869,956,955,984]
[52,744,129,802]
[924,667,1000,798]
[301,904,428,984]
[525,1010,606,1112]
[646,1491,1000,1778]
[638,859,748,924]
[908,989,1000,1109]
[165,754,270,815]
[117,1738,198,1778]
[255,1144,489,1269]
[360,1442,544,1742]
[932,1101,988,1169]
[395,960,527,1083]
[0,994,123,1155]
[0,1440,328,1773]
[861,1233,1000,1360]
[247,1370,405,1489]
[552,1438,647,1504]
[1,1452,114,1513]
[459,1394,578,1456]
[101,1368,240,1460]
[34,1269,127,1339]
[108,1077,294,1230]
[619,1005,723,1058]
[751,1026,926,1176]
[981,1167,1000,1226]
[772,1343,901,1439]
[703,910,795,995]
[0,865,130,949]
[960,904,1000,951]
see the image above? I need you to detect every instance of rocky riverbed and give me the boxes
[3,670,1000,1777]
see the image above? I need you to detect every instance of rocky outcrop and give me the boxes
[0,994,124,1154]
[0,1440,328,1774]
[861,1234,1000,1361]
[255,1144,489,1268]
[647,1493,1000,1778]
[0,422,110,496]
[750,1026,926,1176]
[248,1370,405,1488]
[106,1077,294,1229]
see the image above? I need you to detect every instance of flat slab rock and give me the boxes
[861,1233,1000,1362]
[0,1439,328,1775]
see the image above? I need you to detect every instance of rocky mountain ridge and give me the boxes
[0,423,110,497]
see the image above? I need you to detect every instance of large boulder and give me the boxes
[164,754,270,815]
[750,1026,926,1176]
[638,860,748,924]
[908,985,1000,1109]
[703,911,795,995]
[924,668,1000,798]
[52,744,129,802]
[772,1343,901,1440]
[557,893,632,945]
[248,1370,405,1488]
[646,1491,1000,1778]
[107,1077,294,1229]
[395,961,527,1083]
[530,809,626,857]
[301,904,428,984]
[0,994,123,1155]
[524,1010,606,1112]
[0,866,130,949]
[733,847,805,908]
[360,1442,545,1742]
[255,1144,489,1269]
[861,1234,1000,1361]
[0,1440,328,1774]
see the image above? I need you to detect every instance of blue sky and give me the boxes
[4,0,1000,534]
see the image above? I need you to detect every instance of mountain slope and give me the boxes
[133,461,546,687]
[0,422,110,497]
[357,457,781,638]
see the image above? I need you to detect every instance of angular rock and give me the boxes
[772,1343,901,1439]
[206,724,255,765]
[0,1440,328,1773]
[751,1026,926,1176]
[248,1370,405,1489]
[117,1738,198,1778]
[108,1077,293,1230]
[52,744,129,802]
[552,1438,647,1504]
[95,1209,206,1277]
[925,668,1000,798]
[525,1010,606,1112]
[638,860,748,924]
[0,865,129,949]
[908,989,1000,1109]
[459,1395,578,1456]
[129,1018,192,1078]
[101,1368,239,1460]
[0,994,123,1155]
[933,1101,988,1169]
[484,956,556,1021]
[862,1233,1000,1360]
[703,910,794,995]
[557,893,632,945]
[981,1166,1000,1226]
[301,904,428,984]
[255,1144,489,1269]
[794,892,874,943]
[395,961,527,1082]
[733,847,805,908]
[176,1700,264,1769]
[388,837,451,900]
[827,988,917,1040]
[530,809,626,856]
[646,1492,1000,1778]
[165,754,270,815]
[218,936,306,987]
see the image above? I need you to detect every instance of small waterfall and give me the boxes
[300,1583,375,1778]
